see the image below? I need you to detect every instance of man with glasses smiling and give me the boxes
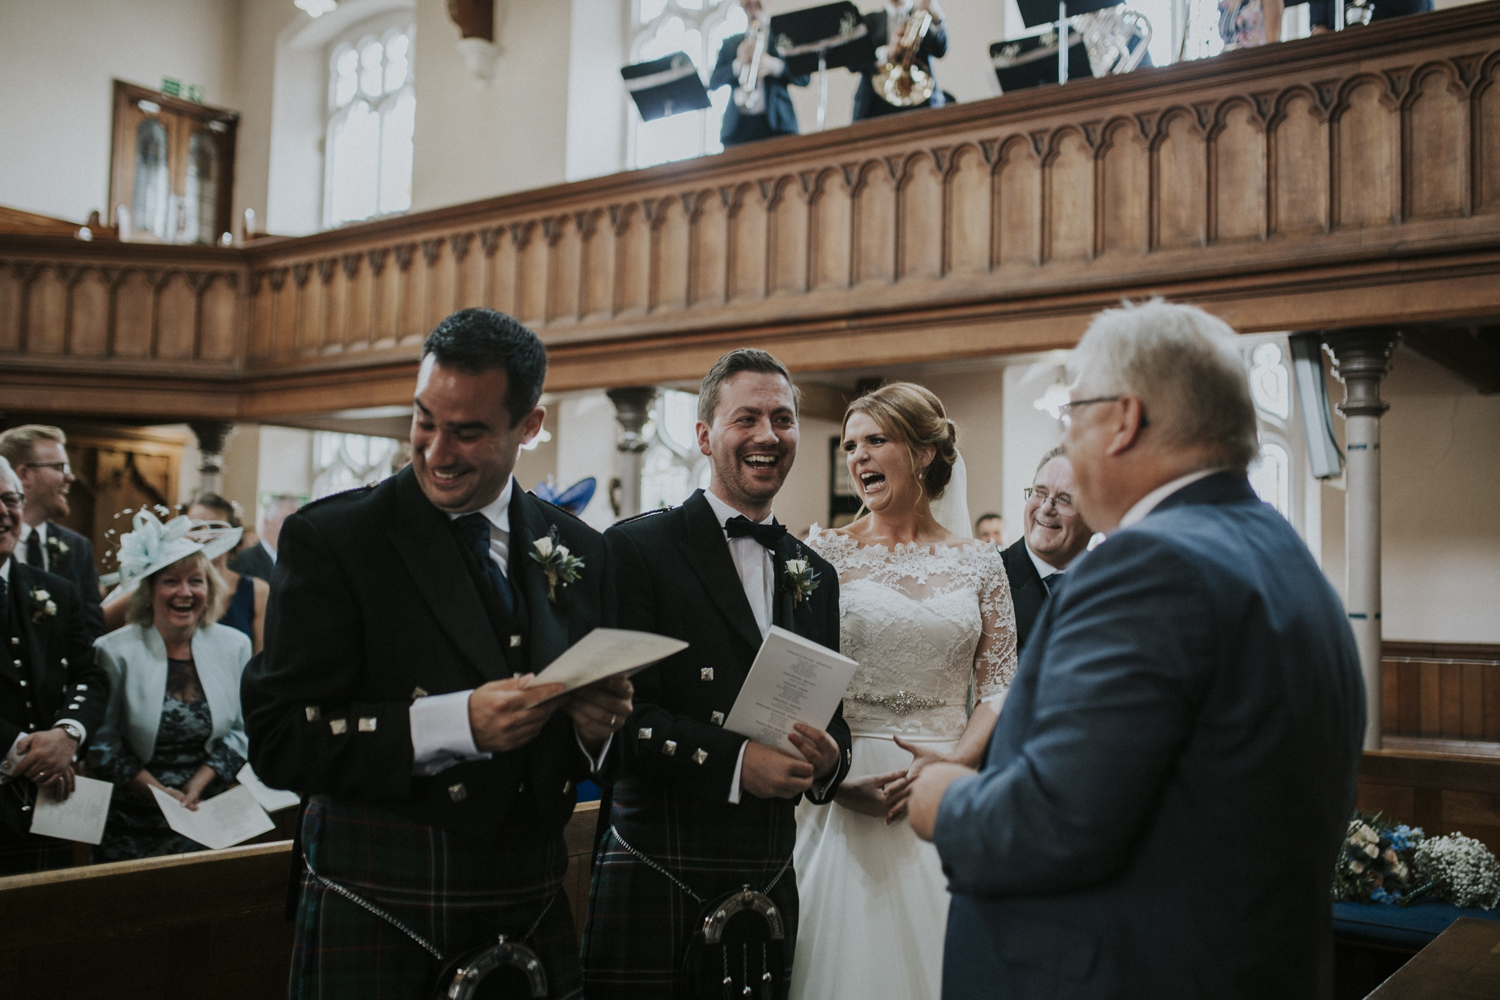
[1001,446,1093,653]
[0,426,104,641]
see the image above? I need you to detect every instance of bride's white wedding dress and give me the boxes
[791,527,1019,1000]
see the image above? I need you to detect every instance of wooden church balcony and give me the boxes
[5,1,1500,421]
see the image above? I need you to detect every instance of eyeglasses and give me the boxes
[1023,487,1075,513]
[22,461,72,476]
[1057,396,1122,430]
[0,492,24,511]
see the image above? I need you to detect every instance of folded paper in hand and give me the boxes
[532,627,688,693]
[150,783,275,851]
[723,626,858,756]
[31,775,113,845]
[236,763,301,813]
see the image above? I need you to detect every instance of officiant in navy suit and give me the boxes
[908,301,1365,999]
[581,349,852,999]
[242,309,632,1000]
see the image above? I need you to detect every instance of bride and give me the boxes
[791,382,1018,1000]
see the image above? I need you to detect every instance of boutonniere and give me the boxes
[30,587,58,623]
[783,559,820,606]
[529,525,584,603]
[46,535,69,558]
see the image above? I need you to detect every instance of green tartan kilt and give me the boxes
[289,797,582,1000]
[580,786,800,1000]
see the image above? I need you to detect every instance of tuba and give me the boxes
[873,9,936,108]
[734,17,769,114]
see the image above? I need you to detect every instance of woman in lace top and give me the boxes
[791,383,1019,1000]
[93,548,252,861]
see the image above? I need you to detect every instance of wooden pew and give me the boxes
[1357,749,1500,856]
[0,801,601,1000]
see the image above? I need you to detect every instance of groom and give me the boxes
[243,309,632,999]
[581,348,853,999]
[910,301,1364,999]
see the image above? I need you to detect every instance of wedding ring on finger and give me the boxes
[609,714,618,727]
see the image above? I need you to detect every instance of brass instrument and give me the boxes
[733,17,768,114]
[873,9,936,108]
[1075,7,1152,77]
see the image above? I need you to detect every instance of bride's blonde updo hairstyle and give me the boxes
[843,382,959,499]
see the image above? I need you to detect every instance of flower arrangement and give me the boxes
[1332,811,1500,910]
[46,534,69,558]
[529,526,584,603]
[29,587,58,622]
[782,558,820,606]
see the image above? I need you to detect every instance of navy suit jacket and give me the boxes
[709,34,808,144]
[999,538,1047,655]
[38,522,104,641]
[935,473,1365,1000]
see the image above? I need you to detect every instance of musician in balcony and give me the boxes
[710,0,810,146]
[853,0,948,121]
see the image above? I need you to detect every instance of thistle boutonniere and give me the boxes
[783,559,820,606]
[46,535,69,558]
[30,587,58,623]
[529,525,584,603]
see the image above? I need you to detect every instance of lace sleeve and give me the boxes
[973,551,1019,704]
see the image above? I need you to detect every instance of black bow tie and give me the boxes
[725,515,787,550]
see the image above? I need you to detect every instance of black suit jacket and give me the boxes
[605,491,852,848]
[709,34,808,144]
[1000,539,1047,654]
[937,474,1365,999]
[229,542,275,583]
[241,466,613,846]
[1,563,108,838]
[852,10,948,121]
[36,523,104,641]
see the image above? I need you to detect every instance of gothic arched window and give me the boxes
[325,19,416,227]
[631,0,747,168]
[312,431,404,499]
[640,389,711,511]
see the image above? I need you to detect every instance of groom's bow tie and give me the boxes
[724,515,787,550]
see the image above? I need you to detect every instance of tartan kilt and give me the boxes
[290,796,582,1000]
[580,778,800,999]
[0,831,74,876]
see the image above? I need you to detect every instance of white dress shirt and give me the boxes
[1025,542,1065,583]
[1116,469,1221,531]
[408,479,609,777]
[0,556,87,779]
[260,538,278,565]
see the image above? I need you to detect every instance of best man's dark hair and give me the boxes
[422,308,548,428]
[697,348,799,425]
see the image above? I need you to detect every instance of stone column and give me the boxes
[1322,328,1399,750]
[188,421,235,496]
[606,387,657,521]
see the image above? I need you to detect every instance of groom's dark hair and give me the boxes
[422,308,547,428]
[697,348,799,425]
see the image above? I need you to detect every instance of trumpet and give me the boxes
[734,17,768,114]
[873,9,936,108]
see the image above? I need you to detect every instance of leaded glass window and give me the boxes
[325,22,416,227]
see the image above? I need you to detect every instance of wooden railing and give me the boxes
[1381,641,1500,756]
[5,3,1500,421]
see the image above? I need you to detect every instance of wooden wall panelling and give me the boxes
[1210,100,1268,242]
[0,261,20,351]
[25,265,66,353]
[1333,76,1397,230]
[1155,108,1208,250]
[200,272,238,361]
[547,216,581,324]
[1380,642,1500,748]
[1403,62,1468,220]
[155,272,196,359]
[1099,117,1149,256]
[1357,749,1500,857]
[391,243,418,343]
[1480,53,1500,213]
[516,222,548,327]
[423,237,452,332]
[653,195,690,313]
[945,144,990,274]
[690,190,728,306]
[770,175,808,296]
[900,151,944,282]
[453,231,481,313]
[996,136,1042,268]
[579,210,614,317]
[1046,128,1094,263]
[114,269,155,358]
[1270,88,1330,235]
[71,267,111,356]
[854,160,896,285]
[809,167,851,291]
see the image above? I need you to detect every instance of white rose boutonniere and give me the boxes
[529,525,584,603]
[783,558,820,606]
[30,587,58,623]
[46,535,70,558]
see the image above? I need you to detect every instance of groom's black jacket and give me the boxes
[242,465,613,845]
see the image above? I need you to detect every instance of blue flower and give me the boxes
[1370,887,1397,905]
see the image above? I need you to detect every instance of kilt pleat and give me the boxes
[289,797,583,1000]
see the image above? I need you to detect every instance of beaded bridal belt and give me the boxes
[846,690,947,716]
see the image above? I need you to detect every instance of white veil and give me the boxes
[929,450,972,539]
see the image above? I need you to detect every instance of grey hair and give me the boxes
[1069,299,1259,473]
[1035,446,1067,478]
[0,455,20,492]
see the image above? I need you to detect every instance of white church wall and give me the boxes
[565,0,630,182]
[0,0,240,225]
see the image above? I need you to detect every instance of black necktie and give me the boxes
[454,513,514,615]
[26,529,44,572]
[725,515,787,550]
[1043,571,1064,594]
[0,570,9,634]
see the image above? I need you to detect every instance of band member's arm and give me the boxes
[709,37,741,91]
[606,527,752,805]
[242,514,433,802]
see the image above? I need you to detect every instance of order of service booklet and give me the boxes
[723,625,859,757]
[530,627,689,693]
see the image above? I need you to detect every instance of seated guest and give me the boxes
[184,493,268,653]
[710,0,809,147]
[852,0,948,122]
[0,424,105,640]
[229,494,300,582]
[908,300,1366,999]
[92,511,251,861]
[973,512,1005,546]
[0,457,106,875]
[1000,447,1093,653]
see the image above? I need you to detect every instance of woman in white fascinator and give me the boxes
[790,382,1020,1000]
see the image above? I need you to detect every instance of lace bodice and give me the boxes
[807,526,1019,740]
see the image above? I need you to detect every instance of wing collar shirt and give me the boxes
[407,478,610,776]
[1116,469,1221,531]
[0,555,88,779]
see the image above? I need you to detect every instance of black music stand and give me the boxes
[1014,0,1123,84]
[990,31,1091,93]
[769,2,876,131]
[622,52,711,122]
